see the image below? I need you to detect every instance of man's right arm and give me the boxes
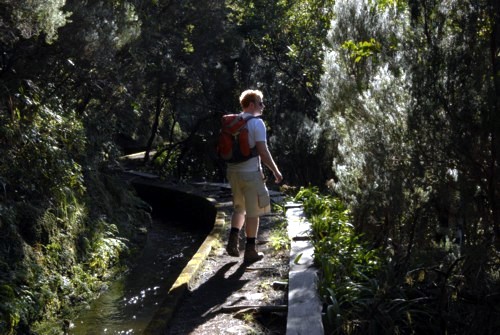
[256,141,283,184]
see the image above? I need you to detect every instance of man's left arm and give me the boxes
[256,141,282,183]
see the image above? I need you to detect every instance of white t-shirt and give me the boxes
[226,112,267,172]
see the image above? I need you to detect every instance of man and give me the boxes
[225,89,283,263]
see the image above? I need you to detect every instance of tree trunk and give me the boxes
[490,0,500,244]
[144,80,163,163]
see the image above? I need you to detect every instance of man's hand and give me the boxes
[273,170,283,184]
[256,141,282,184]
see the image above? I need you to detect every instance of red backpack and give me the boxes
[217,114,258,163]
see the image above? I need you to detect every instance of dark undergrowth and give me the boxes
[295,187,500,335]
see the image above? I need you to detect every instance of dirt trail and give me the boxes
[165,213,289,335]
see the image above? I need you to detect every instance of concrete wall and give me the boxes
[132,181,217,234]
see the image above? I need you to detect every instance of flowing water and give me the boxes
[70,219,206,334]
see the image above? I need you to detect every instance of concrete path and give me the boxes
[286,203,324,335]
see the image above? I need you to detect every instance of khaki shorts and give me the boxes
[226,170,271,218]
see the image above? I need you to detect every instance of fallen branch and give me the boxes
[244,267,275,271]
[220,305,287,313]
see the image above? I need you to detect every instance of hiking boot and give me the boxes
[226,231,240,257]
[244,244,264,264]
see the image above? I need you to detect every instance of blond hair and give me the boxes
[239,89,263,108]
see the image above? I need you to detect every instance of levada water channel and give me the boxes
[70,179,218,334]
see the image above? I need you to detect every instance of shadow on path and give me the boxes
[166,261,249,334]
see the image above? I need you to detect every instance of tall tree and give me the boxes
[319,0,410,244]
[407,0,499,246]
[489,0,500,241]
[319,1,500,332]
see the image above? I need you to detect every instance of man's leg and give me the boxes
[232,212,246,230]
[245,216,259,238]
[244,216,264,263]
[226,212,245,257]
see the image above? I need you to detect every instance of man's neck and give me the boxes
[243,108,260,116]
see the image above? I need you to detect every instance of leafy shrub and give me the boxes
[269,218,290,252]
[297,187,432,334]
[295,187,500,334]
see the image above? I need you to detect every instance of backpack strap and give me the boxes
[240,113,259,124]
[227,114,257,132]
[241,114,259,157]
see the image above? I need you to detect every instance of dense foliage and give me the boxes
[1,0,499,333]
[0,0,335,333]
[297,187,499,334]
[317,0,500,333]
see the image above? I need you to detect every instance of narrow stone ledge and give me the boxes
[286,204,324,335]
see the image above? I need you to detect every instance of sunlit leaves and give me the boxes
[7,0,71,42]
[319,0,500,332]
[341,38,382,63]
[371,0,406,11]
[320,0,411,219]
[88,225,128,277]
[115,2,142,48]
[0,92,86,200]
[182,24,196,54]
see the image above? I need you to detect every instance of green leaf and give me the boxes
[294,253,303,264]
